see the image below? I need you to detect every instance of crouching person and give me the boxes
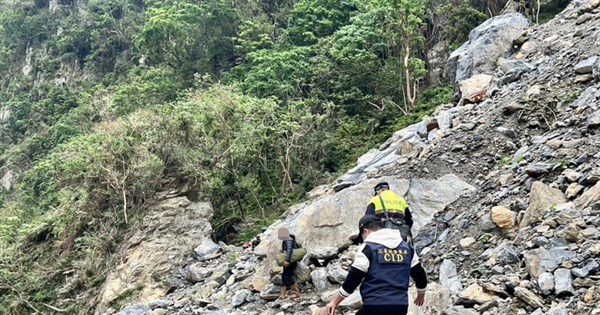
[326,215,427,315]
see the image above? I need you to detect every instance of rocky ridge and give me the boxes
[101,0,600,314]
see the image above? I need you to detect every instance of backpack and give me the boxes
[378,195,412,242]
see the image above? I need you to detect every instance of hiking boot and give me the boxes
[291,283,300,299]
[278,287,287,300]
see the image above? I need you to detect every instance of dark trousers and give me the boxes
[282,262,297,288]
[357,305,409,315]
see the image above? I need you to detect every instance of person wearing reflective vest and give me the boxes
[325,215,427,315]
[365,181,414,240]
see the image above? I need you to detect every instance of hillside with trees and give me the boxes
[0,0,568,313]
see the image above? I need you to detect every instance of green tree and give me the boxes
[284,0,357,46]
[362,0,427,113]
[135,1,238,79]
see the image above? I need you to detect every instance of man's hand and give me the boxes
[283,261,290,268]
[414,292,425,306]
[325,300,337,315]
[326,293,344,315]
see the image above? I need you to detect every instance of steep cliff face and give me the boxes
[99,1,600,314]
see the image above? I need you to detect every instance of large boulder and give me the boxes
[254,175,475,275]
[448,13,529,86]
[520,182,566,228]
[97,197,215,312]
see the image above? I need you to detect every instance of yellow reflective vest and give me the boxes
[369,190,408,215]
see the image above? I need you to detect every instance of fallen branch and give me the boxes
[43,302,69,313]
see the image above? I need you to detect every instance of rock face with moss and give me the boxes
[96,196,215,312]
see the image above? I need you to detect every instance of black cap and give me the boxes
[355,214,381,244]
[373,182,390,194]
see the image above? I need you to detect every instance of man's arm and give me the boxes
[410,263,427,289]
[365,202,375,215]
[284,238,294,262]
[326,246,371,314]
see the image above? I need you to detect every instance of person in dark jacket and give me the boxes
[278,227,300,299]
[325,215,427,315]
[365,181,414,239]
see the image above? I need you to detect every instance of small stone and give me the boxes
[538,272,555,295]
[491,266,505,274]
[500,174,514,186]
[566,183,585,199]
[543,218,558,228]
[554,268,575,296]
[560,223,580,242]
[589,110,600,128]
[491,206,515,229]
[514,287,545,308]
[583,286,596,303]
[580,227,599,238]
[563,169,583,182]
[460,237,477,248]
[575,56,598,74]
[460,283,495,304]
[571,260,600,278]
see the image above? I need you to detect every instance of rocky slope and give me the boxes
[99,0,600,314]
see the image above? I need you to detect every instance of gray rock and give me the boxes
[497,127,518,139]
[437,109,459,130]
[530,309,545,315]
[115,304,151,315]
[310,268,329,291]
[210,264,231,285]
[448,13,529,85]
[575,56,598,74]
[309,247,339,260]
[444,211,457,222]
[413,227,437,253]
[541,248,576,272]
[438,228,450,242]
[148,299,171,309]
[550,308,569,315]
[231,289,252,307]
[491,266,505,274]
[194,238,222,261]
[443,306,480,315]
[524,163,555,177]
[513,146,529,162]
[186,263,212,284]
[538,272,555,295]
[326,262,348,285]
[554,268,575,296]
[589,110,600,128]
[571,260,599,277]
[499,60,533,85]
[499,245,520,265]
[440,259,463,293]
[570,86,597,109]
